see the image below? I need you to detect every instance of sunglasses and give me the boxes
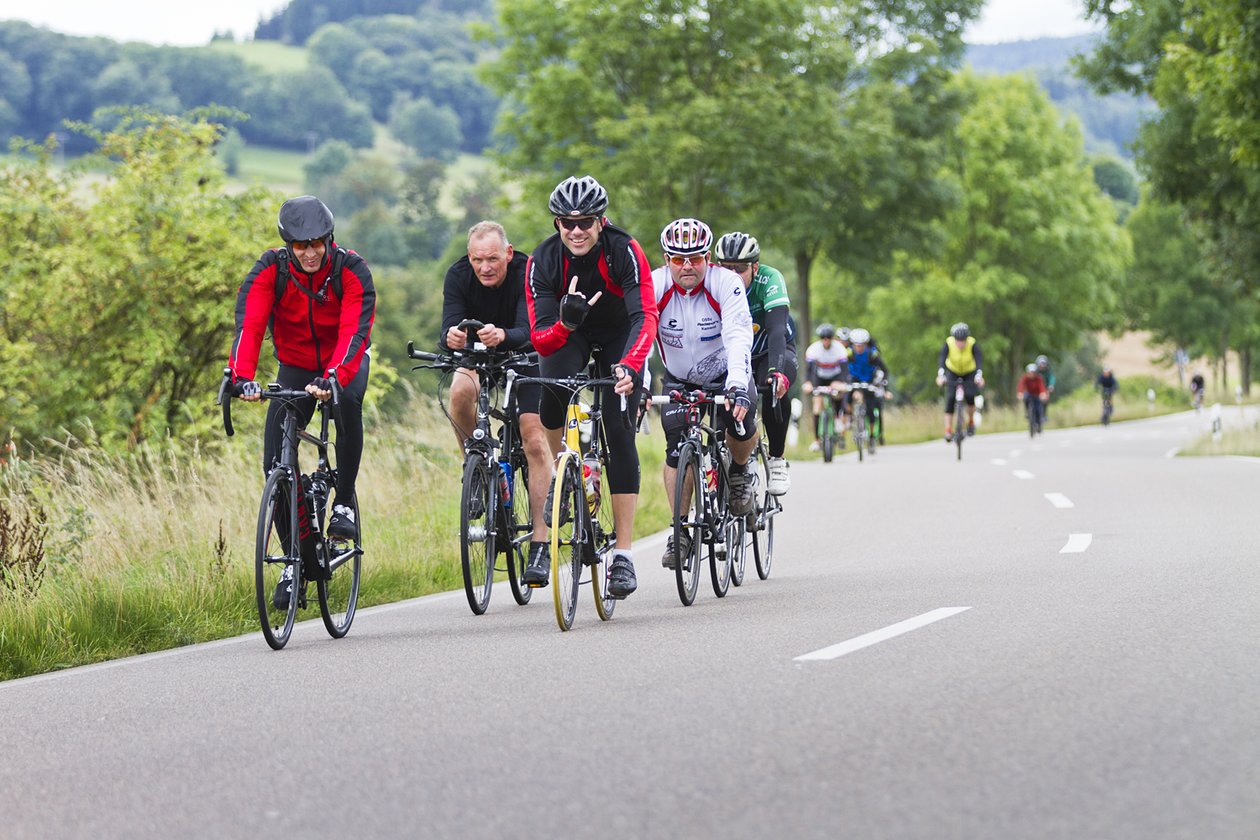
[719,262,752,273]
[667,253,708,266]
[557,217,599,231]
[290,238,325,250]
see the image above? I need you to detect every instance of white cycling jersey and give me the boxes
[805,339,848,380]
[652,264,753,393]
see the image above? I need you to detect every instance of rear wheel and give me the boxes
[750,446,774,580]
[506,458,533,606]
[673,443,703,606]
[256,469,301,650]
[459,454,496,615]
[549,453,583,631]
[318,490,361,639]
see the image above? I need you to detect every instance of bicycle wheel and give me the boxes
[590,451,616,622]
[256,469,301,650]
[954,401,966,461]
[821,404,835,463]
[732,451,759,588]
[460,453,497,616]
[709,460,732,597]
[318,491,361,639]
[673,443,704,606]
[506,458,533,606]
[748,445,773,581]
[854,407,866,462]
[549,452,583,631]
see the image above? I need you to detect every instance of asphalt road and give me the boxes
[1,408,1257,839]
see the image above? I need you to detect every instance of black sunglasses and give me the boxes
[557,217,599,231]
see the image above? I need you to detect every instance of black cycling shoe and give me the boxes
[327,504,356,539]
[543,481,571,527]
[272,566,294,611]
[524,541,550,587]
[607,555,637,598]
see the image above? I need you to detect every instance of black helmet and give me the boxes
[548,175,609,217]
[277,195,334,244]
[951,322,970,340]
[714,231,760,263]
[816,323,836,339]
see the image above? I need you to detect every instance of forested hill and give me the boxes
[966,35,1150,158]
[254,0,493,45]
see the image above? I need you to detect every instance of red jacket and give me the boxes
[230,246,375,386]
[1017,371,1047,398]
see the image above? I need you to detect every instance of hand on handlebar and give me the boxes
[612,364,639,396]
[306,376,334,402]
[727,387,752,424]
[235,379,262,401]
[767,370,789,399]
[476,323,507,348]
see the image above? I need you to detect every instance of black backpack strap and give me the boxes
[273,246,348,305]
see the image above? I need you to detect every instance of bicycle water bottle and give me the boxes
[498,460,512,508]
[582,452,601,513]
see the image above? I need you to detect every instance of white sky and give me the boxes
[0,0,1099,47]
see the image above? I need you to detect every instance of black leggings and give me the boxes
[753,349,797,458]
[263,358,369,504]
[539,331,640,494]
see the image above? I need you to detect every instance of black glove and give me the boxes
[234,379,261,398]
[310,376,334,393]
[727,387,753,413]
[560,292,595,330]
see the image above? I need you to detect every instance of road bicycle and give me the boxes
[1100,387,1115,426]
[814,384,844,463]
[652,388,747,606]
[407,324,537,615]
[533,363,628,631]
[740,383,782,583]
[848,381,884,461]
[1025,394,1045,437]
[944,375,977,461]
[218,369,363,650]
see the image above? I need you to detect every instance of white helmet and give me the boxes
[660,218,713,256]
[849,328,871,345]
[1026,363,1037,372]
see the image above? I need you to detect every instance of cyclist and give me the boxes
[439,220,551,570]
[844,327,889,444]
[803,323,850,450]
[653,218,756,567]
[229,195,376,609]
[714,231,795,495]
[524,175,657,597]
[1096,366,1118,394]
[935,322,985,441]
[1017,362,1048,428]
[1190,371,1206,409]
[1035,354,1056,420]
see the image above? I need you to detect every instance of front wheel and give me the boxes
[853,406,866,463]
[256,469,301,650]
[821,405,835,463]
[549,452,584,631]
[459,454,497,616]
[506,459,533,606]
[318,491,362,639]
[750,446,774,580]
[673,443,704,606]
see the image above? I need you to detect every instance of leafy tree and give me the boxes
[239,67,374,150]
[1091,156,1139,206]
[303,139,355,192]
[390,97,462,160]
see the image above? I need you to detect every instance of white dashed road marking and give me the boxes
[991,458,1008,466]
[794,608,972,662]
[1012,470,1035,480]
[1044,493,1074,509]
[1060,533,1093,554]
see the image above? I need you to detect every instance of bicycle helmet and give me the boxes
[816,323,836,339]
[277,195,334,245]
[548,175,608,217]
[1026,363,1037,372]
[850,328,871,345]
[714,231,760,262]
[950,322,970,340]
[1036,354,1049,366]
[838,327,851,341]
[660,218,713,256]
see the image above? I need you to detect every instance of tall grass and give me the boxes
[0,402,672,680]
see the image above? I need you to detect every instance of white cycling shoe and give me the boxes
[766,457,790,496]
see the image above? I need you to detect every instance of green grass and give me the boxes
[231,145,307,191]
[0,400,673,681]
[1179,424,1260,457]
[207,40,310,73]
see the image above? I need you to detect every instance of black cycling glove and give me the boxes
[310,376,334,393]
[560,292,595,330]
[234,379,261,398]
[727,387,753,413]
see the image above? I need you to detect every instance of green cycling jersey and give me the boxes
[747,264,795,356]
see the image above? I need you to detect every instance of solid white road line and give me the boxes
[1060,533,1093,554]
[794,607,972,662]
[1012,469,1035,480]
[1044,492,1075,509]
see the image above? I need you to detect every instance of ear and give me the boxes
[553,218,561,231]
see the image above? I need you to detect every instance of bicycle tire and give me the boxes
[506,458,533,606]
[459,454,496,616]
[751,445,774,580]
[854,407,866,462]
[256,469,301,650]
[550,452,583,631]
[955,401,966,461]
[673,443,703,606]
[590,451,616,621]
[821,404,835,463]
[318,490,361,639]
[709,455,732,598]
[732,448,760,587]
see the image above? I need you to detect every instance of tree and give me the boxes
[390,97,462,160]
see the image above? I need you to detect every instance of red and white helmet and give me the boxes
[660,218,713,256]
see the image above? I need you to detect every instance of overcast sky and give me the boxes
[0,0,1099,47]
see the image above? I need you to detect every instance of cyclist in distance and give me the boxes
[1035,354,1056,420]
[524,175,657,598]
[439,221,552,579]
[1189,371,1206,409]
[653,218,756,566]
[844,328,889,444]
[935,322,985,441]
[803,323,850,450]
[1017,362,1048,423]
[1096,366,1118,394]
[714,231,795,495]
[229,195,376,608]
